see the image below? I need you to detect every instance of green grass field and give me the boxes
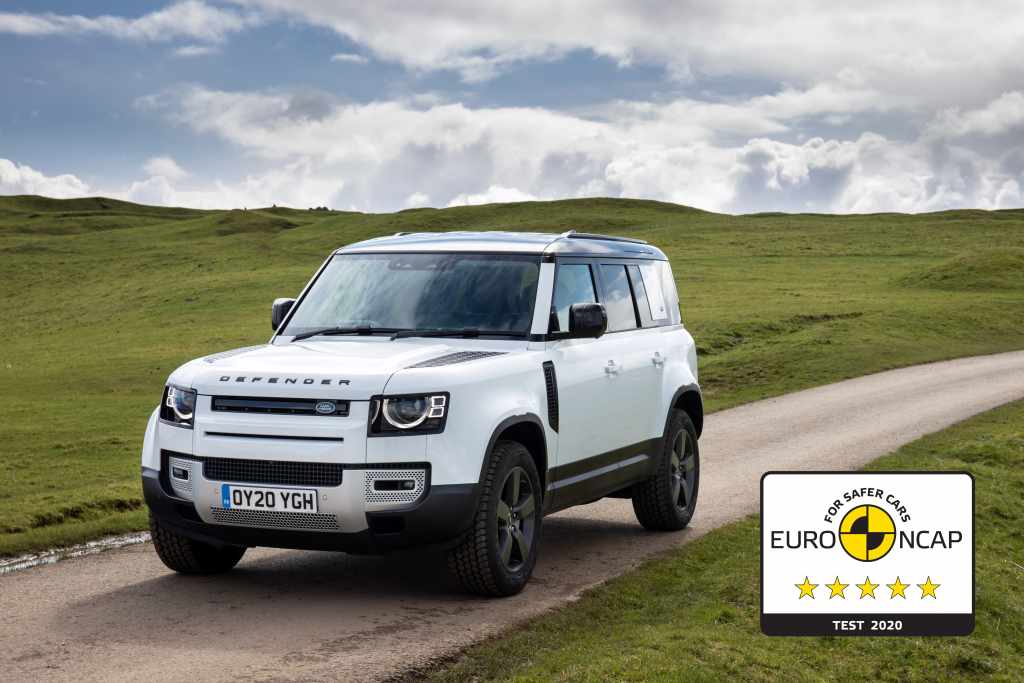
[424,400,1024,682]
[1,195,1023,555]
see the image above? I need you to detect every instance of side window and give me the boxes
[638,262,669,321]
[551,263,597,332]
[599,264,639,331]
[627,265,651,325]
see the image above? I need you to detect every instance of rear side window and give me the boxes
[551,264,597,332]
[638,262,669,321]
[627,265,651,323]
[599,264,639,331]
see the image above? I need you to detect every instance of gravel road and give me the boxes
[3,350,1023,682]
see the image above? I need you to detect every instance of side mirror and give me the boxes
[271,298,295,331]
[568,302,607,339]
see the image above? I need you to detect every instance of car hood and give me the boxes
[169,340,482,399]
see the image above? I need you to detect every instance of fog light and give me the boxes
[171,466,189,481]
[374,479,415,491]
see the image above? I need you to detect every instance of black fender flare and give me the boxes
[474,412,548,499]
[666,383,703,440]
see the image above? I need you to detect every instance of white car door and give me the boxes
[593,262,662,446]
[546,261,614,469]
[626,262,674,441]
[545,260,662,508]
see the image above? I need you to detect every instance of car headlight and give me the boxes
[161,385,197,428]
[369,393,448,435]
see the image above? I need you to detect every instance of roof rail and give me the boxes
[565,231,648,245]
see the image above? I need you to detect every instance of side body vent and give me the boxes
[408,351,507,368]
[542,361,559,432]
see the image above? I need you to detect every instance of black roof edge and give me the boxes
[562,230,648,244]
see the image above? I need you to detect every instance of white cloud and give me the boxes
[448,186,538,207]
[330,52,368,64]
[9,84,1024,214]
[234,0,1024,103]
[927,92,1024,138]
[133,85,1024,213]
[143,156,188,181]
[404,192,431,207]
[118,158,345,210]
[0,158,91,198]
[173,44,219,58]
[0,1,258,44]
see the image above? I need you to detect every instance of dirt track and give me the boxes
[3,351,1023,682]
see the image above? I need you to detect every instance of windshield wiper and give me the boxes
[290,326,406,342]
[389,328,525,340]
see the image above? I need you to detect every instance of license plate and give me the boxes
[220,484,318,513]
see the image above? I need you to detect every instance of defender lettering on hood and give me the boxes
[219,376,351,386]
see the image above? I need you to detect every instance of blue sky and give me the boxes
[2,1,1024,213]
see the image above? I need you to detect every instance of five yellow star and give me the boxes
[856,576,879,599]
[826,576,849,599]
[888,576,909,599]
[794,575,941,600]
[795,576,817,599]
[918,576,940,599]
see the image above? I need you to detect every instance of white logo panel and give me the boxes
[761,472,973,636]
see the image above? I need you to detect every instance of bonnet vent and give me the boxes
[203,345,264,363]
[408,351,507,368]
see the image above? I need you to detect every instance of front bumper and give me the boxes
[142,465,478,554]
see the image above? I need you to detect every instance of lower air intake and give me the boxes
[202,456,344,487]
[167,456,195,499]
[364,469,427,504]
[209,507,340,531]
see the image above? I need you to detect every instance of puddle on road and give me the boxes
[0,532,151,576]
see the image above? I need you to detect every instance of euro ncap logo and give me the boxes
[839,504,896,562]
[761,472,974,637]
[767,485,964,558]
[761,473,974,638]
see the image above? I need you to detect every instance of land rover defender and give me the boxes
[141,230,702,596]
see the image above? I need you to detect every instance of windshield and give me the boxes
[281,252,541,337]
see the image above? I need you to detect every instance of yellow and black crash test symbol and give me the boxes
[839,504,896,561]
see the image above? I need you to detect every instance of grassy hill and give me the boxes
[1,194,1023,555]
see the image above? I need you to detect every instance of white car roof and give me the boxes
[336,230,667,260]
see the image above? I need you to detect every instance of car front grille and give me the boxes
[201,456,344,487]
[208,507,340,531]
[211,396,350,416]
[161,452,344,487]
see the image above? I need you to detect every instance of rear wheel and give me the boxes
[448,440,542,596]
[149,513,246,574]
[632,410,700,531]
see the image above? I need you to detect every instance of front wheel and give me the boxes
[149,513,246,574]
[632,410,700,531]
[448,440,542,596]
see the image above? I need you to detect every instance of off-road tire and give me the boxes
[632,410,700,531]
[149,513,246,574]
[448,440,542,597]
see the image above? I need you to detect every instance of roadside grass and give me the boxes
[2,195,1024,555]
[422,401,1024,682]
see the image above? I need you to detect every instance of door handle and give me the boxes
[604,360,619,376]
[652,352,665,367]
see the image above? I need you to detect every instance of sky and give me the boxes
[2,1,1024,214]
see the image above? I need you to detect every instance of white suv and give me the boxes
[142,230,702,596]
